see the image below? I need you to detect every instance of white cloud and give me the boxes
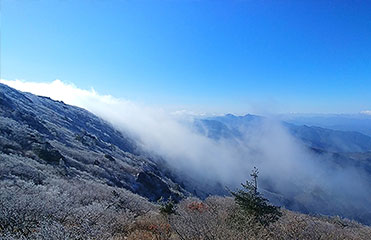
[0,78,251,184]
[0,78,299,185]
[0,79,119,106]
[360,110,371,115]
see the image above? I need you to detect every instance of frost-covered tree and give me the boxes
[231,167,282,227]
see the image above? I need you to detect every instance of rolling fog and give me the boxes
[2,79,370,217]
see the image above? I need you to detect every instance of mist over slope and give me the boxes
[195,115,371,222]
[1,80,371,224]
[0,82,190,201]
[196,114,371,153]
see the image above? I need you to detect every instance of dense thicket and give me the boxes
[1,178,370,240]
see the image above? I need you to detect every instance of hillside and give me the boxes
[0,83,188,201]
[2,182,371,239]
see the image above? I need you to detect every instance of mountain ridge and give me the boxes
[0,83,188,201]
[196,113,371,153]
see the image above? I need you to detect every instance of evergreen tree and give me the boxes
[231,167,282,226]
[158,197,176,216]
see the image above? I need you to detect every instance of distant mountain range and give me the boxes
[195,113,371,153]
[195,113,371,176]
[280,113,371,136]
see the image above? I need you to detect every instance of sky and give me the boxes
[1,0,371,114]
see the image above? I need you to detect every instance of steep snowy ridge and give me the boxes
[0,83,187,201]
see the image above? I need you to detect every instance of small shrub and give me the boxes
[187,201,208,212]
[127,213,172,240]
[158,197,176,216]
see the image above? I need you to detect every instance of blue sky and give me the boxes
[1,0,371,114]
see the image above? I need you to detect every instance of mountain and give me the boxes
[196,113,371,153]
[286,123,371,153]
[194,114,260,140]
[1,84,371,227]
[280,113,371,136]
[0,83,187,202]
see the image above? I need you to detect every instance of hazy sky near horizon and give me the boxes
[1,0,371,114]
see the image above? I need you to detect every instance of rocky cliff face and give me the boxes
[0,83,186,201]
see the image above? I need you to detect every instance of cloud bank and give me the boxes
[0,79,251,184]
